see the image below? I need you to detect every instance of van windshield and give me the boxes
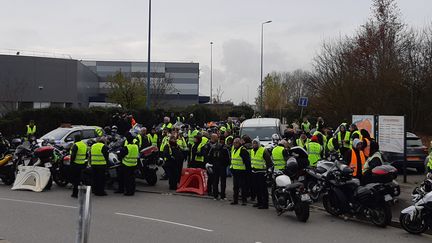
[241,127,278,141]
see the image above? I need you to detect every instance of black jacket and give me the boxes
[206,142,230,168]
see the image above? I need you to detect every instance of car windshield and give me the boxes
[407,138,423,147]
[241,127,278,141]
[40,128,70,140]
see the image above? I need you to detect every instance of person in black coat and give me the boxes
[164,135,184,190]
[206,134,230,200]
[230,138,252,206]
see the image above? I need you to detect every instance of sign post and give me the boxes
[298,97,308,119]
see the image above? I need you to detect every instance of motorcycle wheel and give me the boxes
[399,213,428,234]
[294,201,310,222]
[370,205,392,227]
[145,170,157,186]
[52,166,68,187]
[307,181,320,202]
[271,190,283,215]
[322,194,342,216]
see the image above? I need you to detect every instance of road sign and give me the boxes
[298,97,308,107]
[352,115,375,138]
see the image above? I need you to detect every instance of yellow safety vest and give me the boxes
[123,144,139,167]
[71,141,87,165]
[350,130,363,146]
[338,131,351,149]
[162,123,173,130]
[177,137,188,151]
[272,146,286,170]
[296,138,310,148]
[194,137,208,162]
[231,146,246,170]
[363,152,383,174]
[327,137,336,152]
[26,125,36,136]
[90,142,106,165]
[147,134,158,147]
[250,147,266,169]
[306,142,322,167]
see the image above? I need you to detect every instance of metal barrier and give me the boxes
[76,186,92,243]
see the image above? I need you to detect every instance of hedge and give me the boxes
[0,105,255,138]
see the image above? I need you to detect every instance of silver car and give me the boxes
[39,125,103,149]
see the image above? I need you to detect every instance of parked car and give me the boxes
[239,118,282,146]
[382,132,428,174]
[38,125,103,149]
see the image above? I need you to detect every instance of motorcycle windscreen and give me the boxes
[12,165,51,192]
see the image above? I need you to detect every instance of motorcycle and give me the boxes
[321,161,394,227]
[137,146,160,186]
[0,153,15,185]
[399,173,432,234]
[271,155,311,222]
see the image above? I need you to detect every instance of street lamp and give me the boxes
[146,0,152,109]
[210,41,213,104]
[260,20,272,113]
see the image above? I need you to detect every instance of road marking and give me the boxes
[0,197,77,209]
[115,212,214,232]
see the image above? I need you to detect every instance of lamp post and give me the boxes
[210,41,213,104]
[146,0,152,109]
[260,20,272,113]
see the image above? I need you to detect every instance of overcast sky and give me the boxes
[1,0,431,104]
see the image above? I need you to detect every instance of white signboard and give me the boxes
[378,116,404,154]
[352,115,375,138]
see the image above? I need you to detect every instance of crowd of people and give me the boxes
[3,114,432,205]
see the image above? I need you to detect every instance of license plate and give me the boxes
[298,176,305,181]
[407,157,421,161]
[45,162,52,168]
[384,194,392,202]
[301,194,310,201]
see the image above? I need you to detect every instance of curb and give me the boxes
[135,188,432,235]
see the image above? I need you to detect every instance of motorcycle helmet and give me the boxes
[272,134,280,144]
[104,126,111,135]
[111,125,118,133]
[284,157,298,178]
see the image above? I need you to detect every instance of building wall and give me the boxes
[82,60,199,106]
[0,55,99,110]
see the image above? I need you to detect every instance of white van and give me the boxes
[239,118,282,146]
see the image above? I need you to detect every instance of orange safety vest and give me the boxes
[363,138,371,157]
[350,149,366,177]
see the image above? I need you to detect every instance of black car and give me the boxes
[382,132,428,174]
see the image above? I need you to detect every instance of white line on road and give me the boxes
[0,197,77,209]
[115,212,214,232]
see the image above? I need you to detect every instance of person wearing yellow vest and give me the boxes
[250,138,272,209]
[272,140,289,171]
[115,133,139,196]
[295,132,310,149]
[362,141,383,184]
[343,138,366,180]
[349,124,362,147]
[69,134,88,198]
[135,127,150,150]
[230,138,251,206]
[306,135,323,167]
[301,117,311,135]
[147,127,159,147]
[327,137,337,154]
[189,133,209,169]
[26,120,37,138]
[90,137,109,196]
[161,117,173,131]
[337,123,351,155]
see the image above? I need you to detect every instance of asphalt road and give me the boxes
[0,184,431,243]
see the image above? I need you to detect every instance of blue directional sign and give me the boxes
[298,97,308,107]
